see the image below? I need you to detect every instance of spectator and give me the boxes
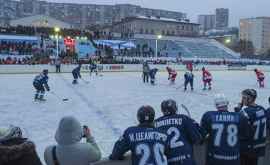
[200,94,250,165]
[0,126,42,165]
[110,105,168,164]
[55,58,61,73]
[142,62,150,83]
[234,89,268,165]
[155,99,203,165]
[44,116,101,165]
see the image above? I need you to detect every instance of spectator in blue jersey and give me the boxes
[110,105,169,165]
[72,64,82,84]
[149,68,158,85]
[234,89,268,165]
[200,94,250,165]
[267,97,270,134]
[155,99,203,165]
[184,71,194,91]
[33,69,50,101]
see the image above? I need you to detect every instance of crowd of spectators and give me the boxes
[1,26,270,66]
[0,41,38,55]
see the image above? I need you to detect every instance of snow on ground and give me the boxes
[0,71,269,162]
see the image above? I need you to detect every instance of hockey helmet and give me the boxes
[137,105,155,124]
[161,99,178,115]
[43,69,49,75]
[214,94,229,109]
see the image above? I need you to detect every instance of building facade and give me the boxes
[198,15,216,32]
[215,8,229,29]
[0,0,187,28]
[109,16,199,38]
[240,17,270,54]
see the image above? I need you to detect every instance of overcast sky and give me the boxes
[47,0,270,27]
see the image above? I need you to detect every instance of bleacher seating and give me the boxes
[133,38,240,59]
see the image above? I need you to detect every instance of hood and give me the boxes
[0,138,36,163]
[55,116,83,145]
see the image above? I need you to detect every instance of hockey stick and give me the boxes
[175,84,184,90]
[81,78,90,84]
[50,92,69,101]
[180,104,191,118]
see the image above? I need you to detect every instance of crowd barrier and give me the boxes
[0,64,270,74]
[92,142,270,165]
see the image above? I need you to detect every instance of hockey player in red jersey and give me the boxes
[166,66,177,84]
[254,68,265,88]
[202,67,212,90]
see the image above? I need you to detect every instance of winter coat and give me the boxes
[44,116,101,165]
[0,138,42,165]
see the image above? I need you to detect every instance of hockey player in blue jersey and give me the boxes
[89,61,98,76]
[234,89,268,165]
[110,105,169,165]
[149,68,158,85]
[155,99,203,165]
[33,69,50,101]
[72,64,82,84]
[184,71,194,91]
[200,94,250,165]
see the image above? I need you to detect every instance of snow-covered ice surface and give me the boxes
[0,71,269,162]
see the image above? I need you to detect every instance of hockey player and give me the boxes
[184,71,194,91]
[142,62,150,83]
[200,94,250,165]
[254,68,265,88]
[166,66,177,84]
[155,99,203,165]
[186,62,193,71]
[89,61,98,76]
[33,69,50,101]
[110,105,168,165]
[72,64,82,84]
[202,67,212,90]
[149,68,158,85]
[234,89,268,165]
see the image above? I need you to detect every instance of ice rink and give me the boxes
[0,71,269,161]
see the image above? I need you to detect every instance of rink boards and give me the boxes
[92,142,270,165]
[0,64,270,74]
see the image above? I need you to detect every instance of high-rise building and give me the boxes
[198,15,216,32]
[240,17,270,54]
[0,0,187,28]
[215,8,229,29]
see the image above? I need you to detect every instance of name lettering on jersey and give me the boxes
[214,114,238,122]
[128,131,167,142]
[155,118,182,128]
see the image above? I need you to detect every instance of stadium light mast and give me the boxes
[156,35,162,59]
[54,27,61,59]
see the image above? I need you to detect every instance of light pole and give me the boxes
[155,35,162,59]
[54,27,60,58]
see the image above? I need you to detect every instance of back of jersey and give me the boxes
[126,127,168,165]
[155,114,201,165]
[34,74,45,84]
[242,105,267,156]
[201,111,248,165]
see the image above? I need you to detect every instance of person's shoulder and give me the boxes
[123,126,138,134]
[155,115,167,121]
